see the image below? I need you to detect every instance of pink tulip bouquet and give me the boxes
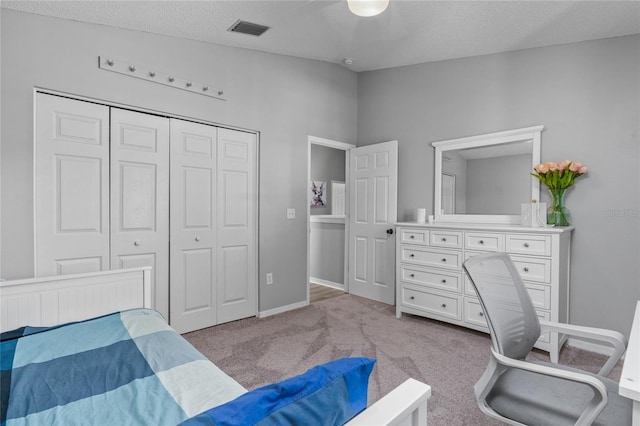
[531,161,587,226]
[532,161,588,189]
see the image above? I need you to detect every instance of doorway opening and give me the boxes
[306,136,355,304]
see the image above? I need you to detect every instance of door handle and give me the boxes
[386,228,394,235]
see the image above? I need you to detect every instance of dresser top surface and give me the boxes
[395,221,574,234]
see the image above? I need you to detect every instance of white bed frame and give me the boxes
[0,267,431,425]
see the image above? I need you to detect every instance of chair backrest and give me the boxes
[463,253,540,360]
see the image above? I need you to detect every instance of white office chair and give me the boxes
[463,253,632,426]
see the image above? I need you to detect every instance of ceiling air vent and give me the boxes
[227,20,270,37]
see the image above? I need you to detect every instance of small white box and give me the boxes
[521,202,547,227]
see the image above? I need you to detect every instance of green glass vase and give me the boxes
[547,187,571,226]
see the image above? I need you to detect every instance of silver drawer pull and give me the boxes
[410,296,415,300]
[479,312,484,317]
[523,267,529,272]
[524,242,530,248]
[479,240,485,244]
[441,279,447,283]
[441,258,447,262]
[410,254,415,257]
[441,237,447,242]
[133,240,140,246]
[195,236,200,242]
[441,303,447,308]
[410,274,415,278]
[410,235,415,239]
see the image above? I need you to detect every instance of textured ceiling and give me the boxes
[2,0,640,72]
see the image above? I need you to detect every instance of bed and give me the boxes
[1,267,431,426]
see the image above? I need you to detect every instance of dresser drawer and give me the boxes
[401,286,461,321]
[465,232,504,252]
[524,282,551,310]
[464,297,489,329]
[429,230,463,249]
[464,297,551,338]
[537,310,552,343]
[510,255,551,283]
[464,277,550,309]
[506,234,551,256]
[400,228,429,245]
[400,246,461,270]
[400,264,462,292]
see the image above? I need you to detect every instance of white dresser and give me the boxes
[395,222,573,362]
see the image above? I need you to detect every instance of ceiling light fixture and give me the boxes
[347,0,389,17]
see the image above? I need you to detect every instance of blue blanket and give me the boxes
[1,309,246,426]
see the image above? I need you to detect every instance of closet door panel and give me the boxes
[169,119,217,333]
[35,93,110,277]
[116,253,157,272]
[118,162,158,229]
[220,245,249,301]
[216,128,257,324]
[182,248,214,309]
[111,108,169,319]
[55,257,104,276]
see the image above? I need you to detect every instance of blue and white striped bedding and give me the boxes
[1,309,246,426]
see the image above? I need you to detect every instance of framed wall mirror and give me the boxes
[432,125,543,224]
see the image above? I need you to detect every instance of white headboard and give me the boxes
[0,267,152,332]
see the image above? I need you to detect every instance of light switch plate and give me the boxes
[287,208,296,219]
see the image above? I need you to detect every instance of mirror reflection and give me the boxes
[441,141,533,215]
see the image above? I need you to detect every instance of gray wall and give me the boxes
[309,221,345,285]
[0,10,358,312]
[358,35,640,337]
[310,144,346,215]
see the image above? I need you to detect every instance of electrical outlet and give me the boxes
[266,273,273,285]
[286,208,296,219]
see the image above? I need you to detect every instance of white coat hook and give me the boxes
[98,56,225,100]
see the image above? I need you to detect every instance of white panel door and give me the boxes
[348,141,398,304]
[169,119,217,333]
[35,93,110,276]
[216,128,257,324]
[110,108,169,318]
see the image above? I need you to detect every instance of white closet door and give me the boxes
[216,128,257,323]
[35,93,110,276]
[169,119,217,333]
[110,108,169,318]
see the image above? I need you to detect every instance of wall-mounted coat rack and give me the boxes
[98,56,225,100]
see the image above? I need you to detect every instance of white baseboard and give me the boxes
[566,337,616,357]
[309,277,344,291]
[258,300,308,319]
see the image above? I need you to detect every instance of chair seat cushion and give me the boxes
[486,361,632,426]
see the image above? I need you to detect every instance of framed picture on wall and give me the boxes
[310,180,326,206]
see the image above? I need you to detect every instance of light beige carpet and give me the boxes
[184,293,621,426]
